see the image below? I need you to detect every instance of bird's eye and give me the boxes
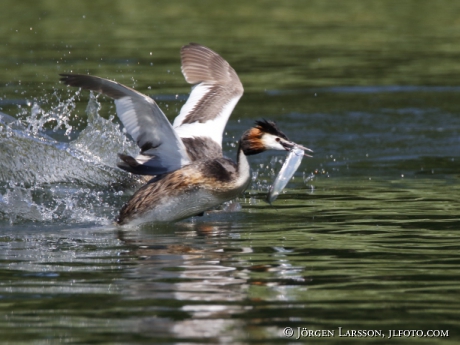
[275,137,280,142]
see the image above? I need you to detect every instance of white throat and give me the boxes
[236,148,251,188]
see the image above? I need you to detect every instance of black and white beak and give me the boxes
[278,138,314,157]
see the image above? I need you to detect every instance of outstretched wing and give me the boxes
[60,74,191,175]
[173,43,244,160]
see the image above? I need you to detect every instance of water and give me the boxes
[1,1,460,344]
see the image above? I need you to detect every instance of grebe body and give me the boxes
[118,152,250,225]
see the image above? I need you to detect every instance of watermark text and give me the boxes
[282,327,449,339]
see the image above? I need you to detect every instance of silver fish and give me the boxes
[267,146,304,204]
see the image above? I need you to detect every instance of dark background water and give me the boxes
[0,1,459,344]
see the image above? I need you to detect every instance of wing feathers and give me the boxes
[181,43,238,84]
[59,74,143,100]
[60,74,191,175]
[172,44,244,160]
[60,43,244,169]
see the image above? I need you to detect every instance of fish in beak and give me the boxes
[267,145,312,203]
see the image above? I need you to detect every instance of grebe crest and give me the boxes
[241,120,312,156]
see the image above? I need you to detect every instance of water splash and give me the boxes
[69,92,138,168]
[0,184,118,225]
[0,90,139,225]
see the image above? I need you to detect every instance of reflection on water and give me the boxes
[1,189,459,343]
[117,223,250,340]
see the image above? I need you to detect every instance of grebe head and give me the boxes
[240,120,313,156]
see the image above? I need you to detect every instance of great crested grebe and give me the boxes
[60,43,312,226]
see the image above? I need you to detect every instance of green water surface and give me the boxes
[0,1,459,344]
